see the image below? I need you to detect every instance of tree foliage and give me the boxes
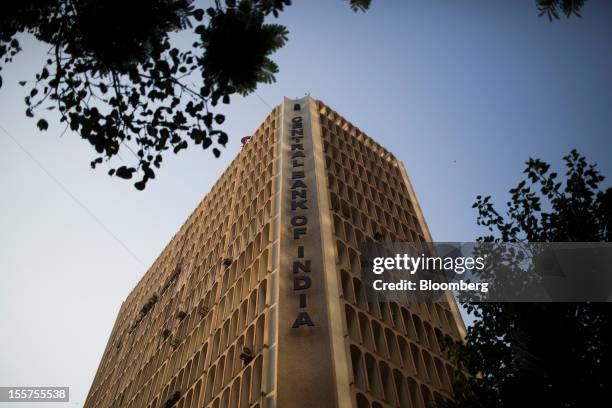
[537,0,587,21]
[0,1,588,189]
[0,0,369,189]
[349,0,372,12]
[444,150,611,407]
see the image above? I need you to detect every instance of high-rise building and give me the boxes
[84,96,465,408]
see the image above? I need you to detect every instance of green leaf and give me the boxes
[203,112,213,127]
[142,165,155,179]
[193,9,204,21]
[115,166,135,179]
[217,131,228,146]
[173,140,188,153]
[36,119,49,131]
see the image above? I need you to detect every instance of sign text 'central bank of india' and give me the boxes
[85,96,466,408]
[285,111,315,328]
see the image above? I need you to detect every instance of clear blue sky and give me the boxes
[0,1,610,406]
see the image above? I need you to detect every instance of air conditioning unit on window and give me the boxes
[170,337,181,349]
[163,391,181,408]
[240,347,254,365]
[198,305,210,317]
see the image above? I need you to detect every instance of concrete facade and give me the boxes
[84,96,465,408]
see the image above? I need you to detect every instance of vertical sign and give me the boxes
[276,97,337,407]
